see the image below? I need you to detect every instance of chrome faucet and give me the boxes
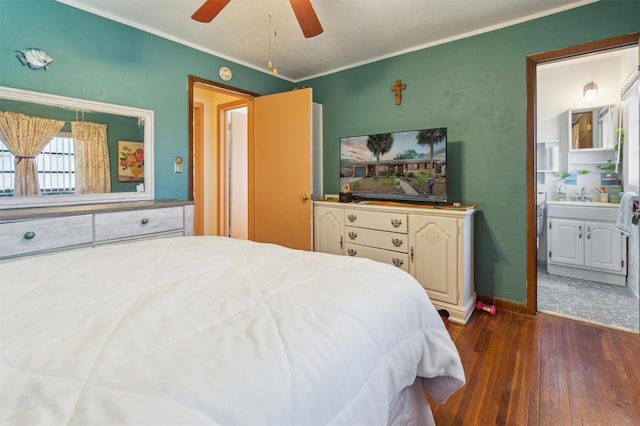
[577,187,591,201]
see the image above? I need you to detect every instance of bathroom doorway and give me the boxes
[526,34,640,333]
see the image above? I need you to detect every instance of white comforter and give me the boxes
[1,236,464,425]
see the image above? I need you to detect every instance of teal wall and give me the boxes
[302,0,640,303]
[1,0,639,303]
[0,0,290,200]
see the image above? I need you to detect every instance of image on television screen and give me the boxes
[340,127,447,203]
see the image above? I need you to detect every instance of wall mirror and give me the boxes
[0,86,154,209]
[568,104,616,151]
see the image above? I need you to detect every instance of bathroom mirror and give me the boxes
[569,104,616,151]
[0,86,154,208]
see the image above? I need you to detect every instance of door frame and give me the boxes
[217,99,252,238]
[193,102,205,235]
[525,33,640,315]
[187,75,259,236]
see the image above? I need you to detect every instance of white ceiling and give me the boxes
[57,0,597,82]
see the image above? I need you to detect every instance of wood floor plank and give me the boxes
[430,311,640,425]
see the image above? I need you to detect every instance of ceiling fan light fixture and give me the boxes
[583,81,598,101]
[267,10,279,76]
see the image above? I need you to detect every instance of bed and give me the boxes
[0,236,465,425]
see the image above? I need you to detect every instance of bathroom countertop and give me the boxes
[546,200,620,208]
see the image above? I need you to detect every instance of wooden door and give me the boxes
[252,88,313,250]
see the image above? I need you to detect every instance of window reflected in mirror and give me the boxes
[569,105,616,151]
[1,134,75,196]
[571,110,593,149]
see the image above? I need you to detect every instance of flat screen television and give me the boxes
[340,127,447,203]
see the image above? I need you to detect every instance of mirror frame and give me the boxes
[568,104,616,152]
[0,86,154,209]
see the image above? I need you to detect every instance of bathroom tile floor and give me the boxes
[537,265,639,333]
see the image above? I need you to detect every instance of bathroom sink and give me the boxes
[547,200,619,221]
[547,200,618,208]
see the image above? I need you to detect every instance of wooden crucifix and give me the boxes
[390,80,406,105]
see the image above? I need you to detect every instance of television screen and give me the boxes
[340,127,447,203]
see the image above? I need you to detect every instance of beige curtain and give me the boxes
[0,111,65,197]
[71,121,111,194]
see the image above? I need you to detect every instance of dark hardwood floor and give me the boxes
[430,310,640,425]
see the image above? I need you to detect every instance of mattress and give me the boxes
[0,236,464,425]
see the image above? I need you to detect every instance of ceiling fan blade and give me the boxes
[289,0,323,38]
[191,0,231,23]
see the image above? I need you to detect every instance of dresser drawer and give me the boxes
[345,209,407,233]
[94,206,184,242]
[344,243,409,272]
[0,215,93,258]
[345,226,408,253]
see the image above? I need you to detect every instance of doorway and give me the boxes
[187,75,319,250]
[189,76,256,236]
[224,105,249,239]
[526,33,640,332]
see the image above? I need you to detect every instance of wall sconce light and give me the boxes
[583,81,598,101]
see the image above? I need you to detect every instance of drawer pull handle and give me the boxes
[390,218,402,228]
[392,258,404,267]
[141,218,149,225]
[392,238,403,247]
[348,231,358,240]
[23,231,36,240]
[347,248,357,256]
[347,214,357,222]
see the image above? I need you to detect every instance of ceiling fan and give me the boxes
[191,0,323,38]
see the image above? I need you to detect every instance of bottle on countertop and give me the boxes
[557,181,566,201]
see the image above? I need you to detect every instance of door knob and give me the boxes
[301,193,310,201]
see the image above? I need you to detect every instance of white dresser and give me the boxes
[314,200,476,324]
[0,201,194,260]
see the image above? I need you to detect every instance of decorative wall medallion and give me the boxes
[15,48,54,71]
[219,66,232,81]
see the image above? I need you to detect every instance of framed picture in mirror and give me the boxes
[118,140,144,182]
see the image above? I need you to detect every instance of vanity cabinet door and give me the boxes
[548,218,584,267]
[584,221,625,272]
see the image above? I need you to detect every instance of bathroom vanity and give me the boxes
[546,200,626,285]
